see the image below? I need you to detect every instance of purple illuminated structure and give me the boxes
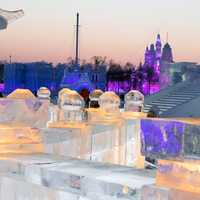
[107,34,174,96]
[141,119,184,157]
[141,119,200,159]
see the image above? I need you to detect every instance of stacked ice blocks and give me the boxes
[0,90,50,128]
[0,153,155,200]
[140,118,200,199]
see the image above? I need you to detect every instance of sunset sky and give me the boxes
[0,0,200,65]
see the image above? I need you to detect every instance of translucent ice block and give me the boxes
[141,184,200,200]
[40,125,91,159]
[90,121,126,165]
[141,118,200,159]
[0,124,43,154]
[0,174,81,200]
[0,98,50,128]
[156,159,200,194]
[123,118,145,169]
[0,153,155,199]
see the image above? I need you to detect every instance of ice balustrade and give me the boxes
[0,88,146,168]
[1,88,200,198]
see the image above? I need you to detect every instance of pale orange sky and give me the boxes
[0,0,200,65]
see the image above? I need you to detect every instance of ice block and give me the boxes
[141,184,200,200]
[141,118,200,159]
[0,153,155,199]
[156,159,200,194]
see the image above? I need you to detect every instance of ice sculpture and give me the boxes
[0,154,155,200]
[0,89,49,127]
[48,88,86,125]
[89,89,103,108]
[7,89,36,99]
[37,87,51,100]
[125,90,144,112]
[98,91,120,119]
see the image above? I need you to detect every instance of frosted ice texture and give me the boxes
[99,92,120,115]
[0,89,50,127]
[57,88,85,122]
[125,90,144,112]
[7,89,36,99]
[0,154,155,200]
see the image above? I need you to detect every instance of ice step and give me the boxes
[0,153,156,200]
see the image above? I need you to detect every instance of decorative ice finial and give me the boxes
[59,89,84,111]
[57,88,85,122]
[125,90,144,112]
[99,91,120,114]
[37,87,51,100]
[89,89,103,108]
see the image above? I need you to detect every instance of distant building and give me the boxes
[3,61,107,99]
[144,34,162,77]
[0,63,4,94]
[4,62,53,95]
[60,63,107,100]
[161,43,173,63]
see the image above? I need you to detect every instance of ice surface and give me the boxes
[0,153,155,199]
[124,90,144,112]
[156,159,200,193]
[141,184,200,200]
[0,174,81,200]
[0,123,43,154]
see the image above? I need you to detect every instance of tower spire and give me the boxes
[166,32,169,43]
[75,12,80,65]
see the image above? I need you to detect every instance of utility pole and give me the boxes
[75,12,80,65]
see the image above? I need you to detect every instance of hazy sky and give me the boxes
[0,0,200,64]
